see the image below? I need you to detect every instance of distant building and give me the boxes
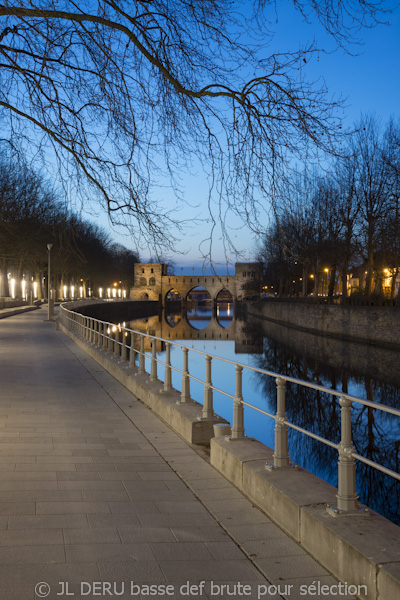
[129,262,263,303]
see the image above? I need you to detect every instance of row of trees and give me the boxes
[0,1,396,258]
[258,116,400,301]
[0,155,139,300]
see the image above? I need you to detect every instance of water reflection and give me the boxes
[252,330,400,525]
[122,306,399,525]
[186,306,213,330]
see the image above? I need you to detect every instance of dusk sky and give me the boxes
[95,2,400,273]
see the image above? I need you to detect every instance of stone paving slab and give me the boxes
[0,309,356,600]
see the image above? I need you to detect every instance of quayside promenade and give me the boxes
[0,307,358,600]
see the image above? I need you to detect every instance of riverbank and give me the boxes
[247,299,400,350]
[57,301,400,600]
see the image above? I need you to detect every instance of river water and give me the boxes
[123,303,400,525]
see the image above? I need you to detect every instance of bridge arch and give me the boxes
[165,288,182,302]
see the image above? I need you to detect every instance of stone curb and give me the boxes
[210,436,400,600]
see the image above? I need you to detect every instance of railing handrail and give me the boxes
[59,303,400,511]
[60,303,400,418]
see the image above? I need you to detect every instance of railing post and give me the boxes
[102,323,109,350]
[150,340,157,382]
[89,318,93,343]
[231,365,244,438]
[163,343,172,392]
[120,328,127,362]
[95,321,101,347]
[181,347,190,403]
[202,355,214,419]
[138,335,145,375]
[114,328,120,358]
[272,377,290,468]
[90,319,95,344]
[129,333,136,368]
[108,326,113,352]
[335,395,359,512]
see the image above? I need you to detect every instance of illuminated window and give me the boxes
[139,277,147,286]
[149,277,156,286]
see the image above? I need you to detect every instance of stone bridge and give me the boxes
[129,262,263,304]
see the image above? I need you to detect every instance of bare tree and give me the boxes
[0,1,393,255]
[351,115,392,295]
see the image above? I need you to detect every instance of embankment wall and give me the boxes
[247,300,400,350]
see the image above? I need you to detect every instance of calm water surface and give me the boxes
[124,304,400,525]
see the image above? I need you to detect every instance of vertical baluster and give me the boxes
[181,347,190,403]
[108,325,113,352]
[150,340,157,382]
[336,396,359,512]
[231,365,244,438]
[163,343,172,392]
[272,377,290,468]
[103,323,108,349]
[202,355,213,419]
[114,328,120,357]
[89,318,93,343]
[129,333,136,368]
[121,328,127,362]
[138,335,145,374]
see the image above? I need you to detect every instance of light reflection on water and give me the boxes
[125,305,400,525]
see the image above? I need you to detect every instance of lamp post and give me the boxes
[47,243,54,321]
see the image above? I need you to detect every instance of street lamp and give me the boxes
[47,243,54,321]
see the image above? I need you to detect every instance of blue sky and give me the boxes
[97,2,400,272]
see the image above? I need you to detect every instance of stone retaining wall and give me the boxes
[248,300,400,349]
[64,299,160,322]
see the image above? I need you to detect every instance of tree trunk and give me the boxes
[302,264,308,297]
[328,265,336,297]
[391,268,398,300]
[364,229,374,296]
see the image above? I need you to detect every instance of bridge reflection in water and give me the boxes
[123,305,399,526]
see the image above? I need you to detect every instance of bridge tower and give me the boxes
[130,263,167,301]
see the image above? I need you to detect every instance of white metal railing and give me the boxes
[59,304,400,515]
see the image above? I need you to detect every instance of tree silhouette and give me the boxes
[0,1,394,253]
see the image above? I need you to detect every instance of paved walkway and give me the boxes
[0,308,354,600]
